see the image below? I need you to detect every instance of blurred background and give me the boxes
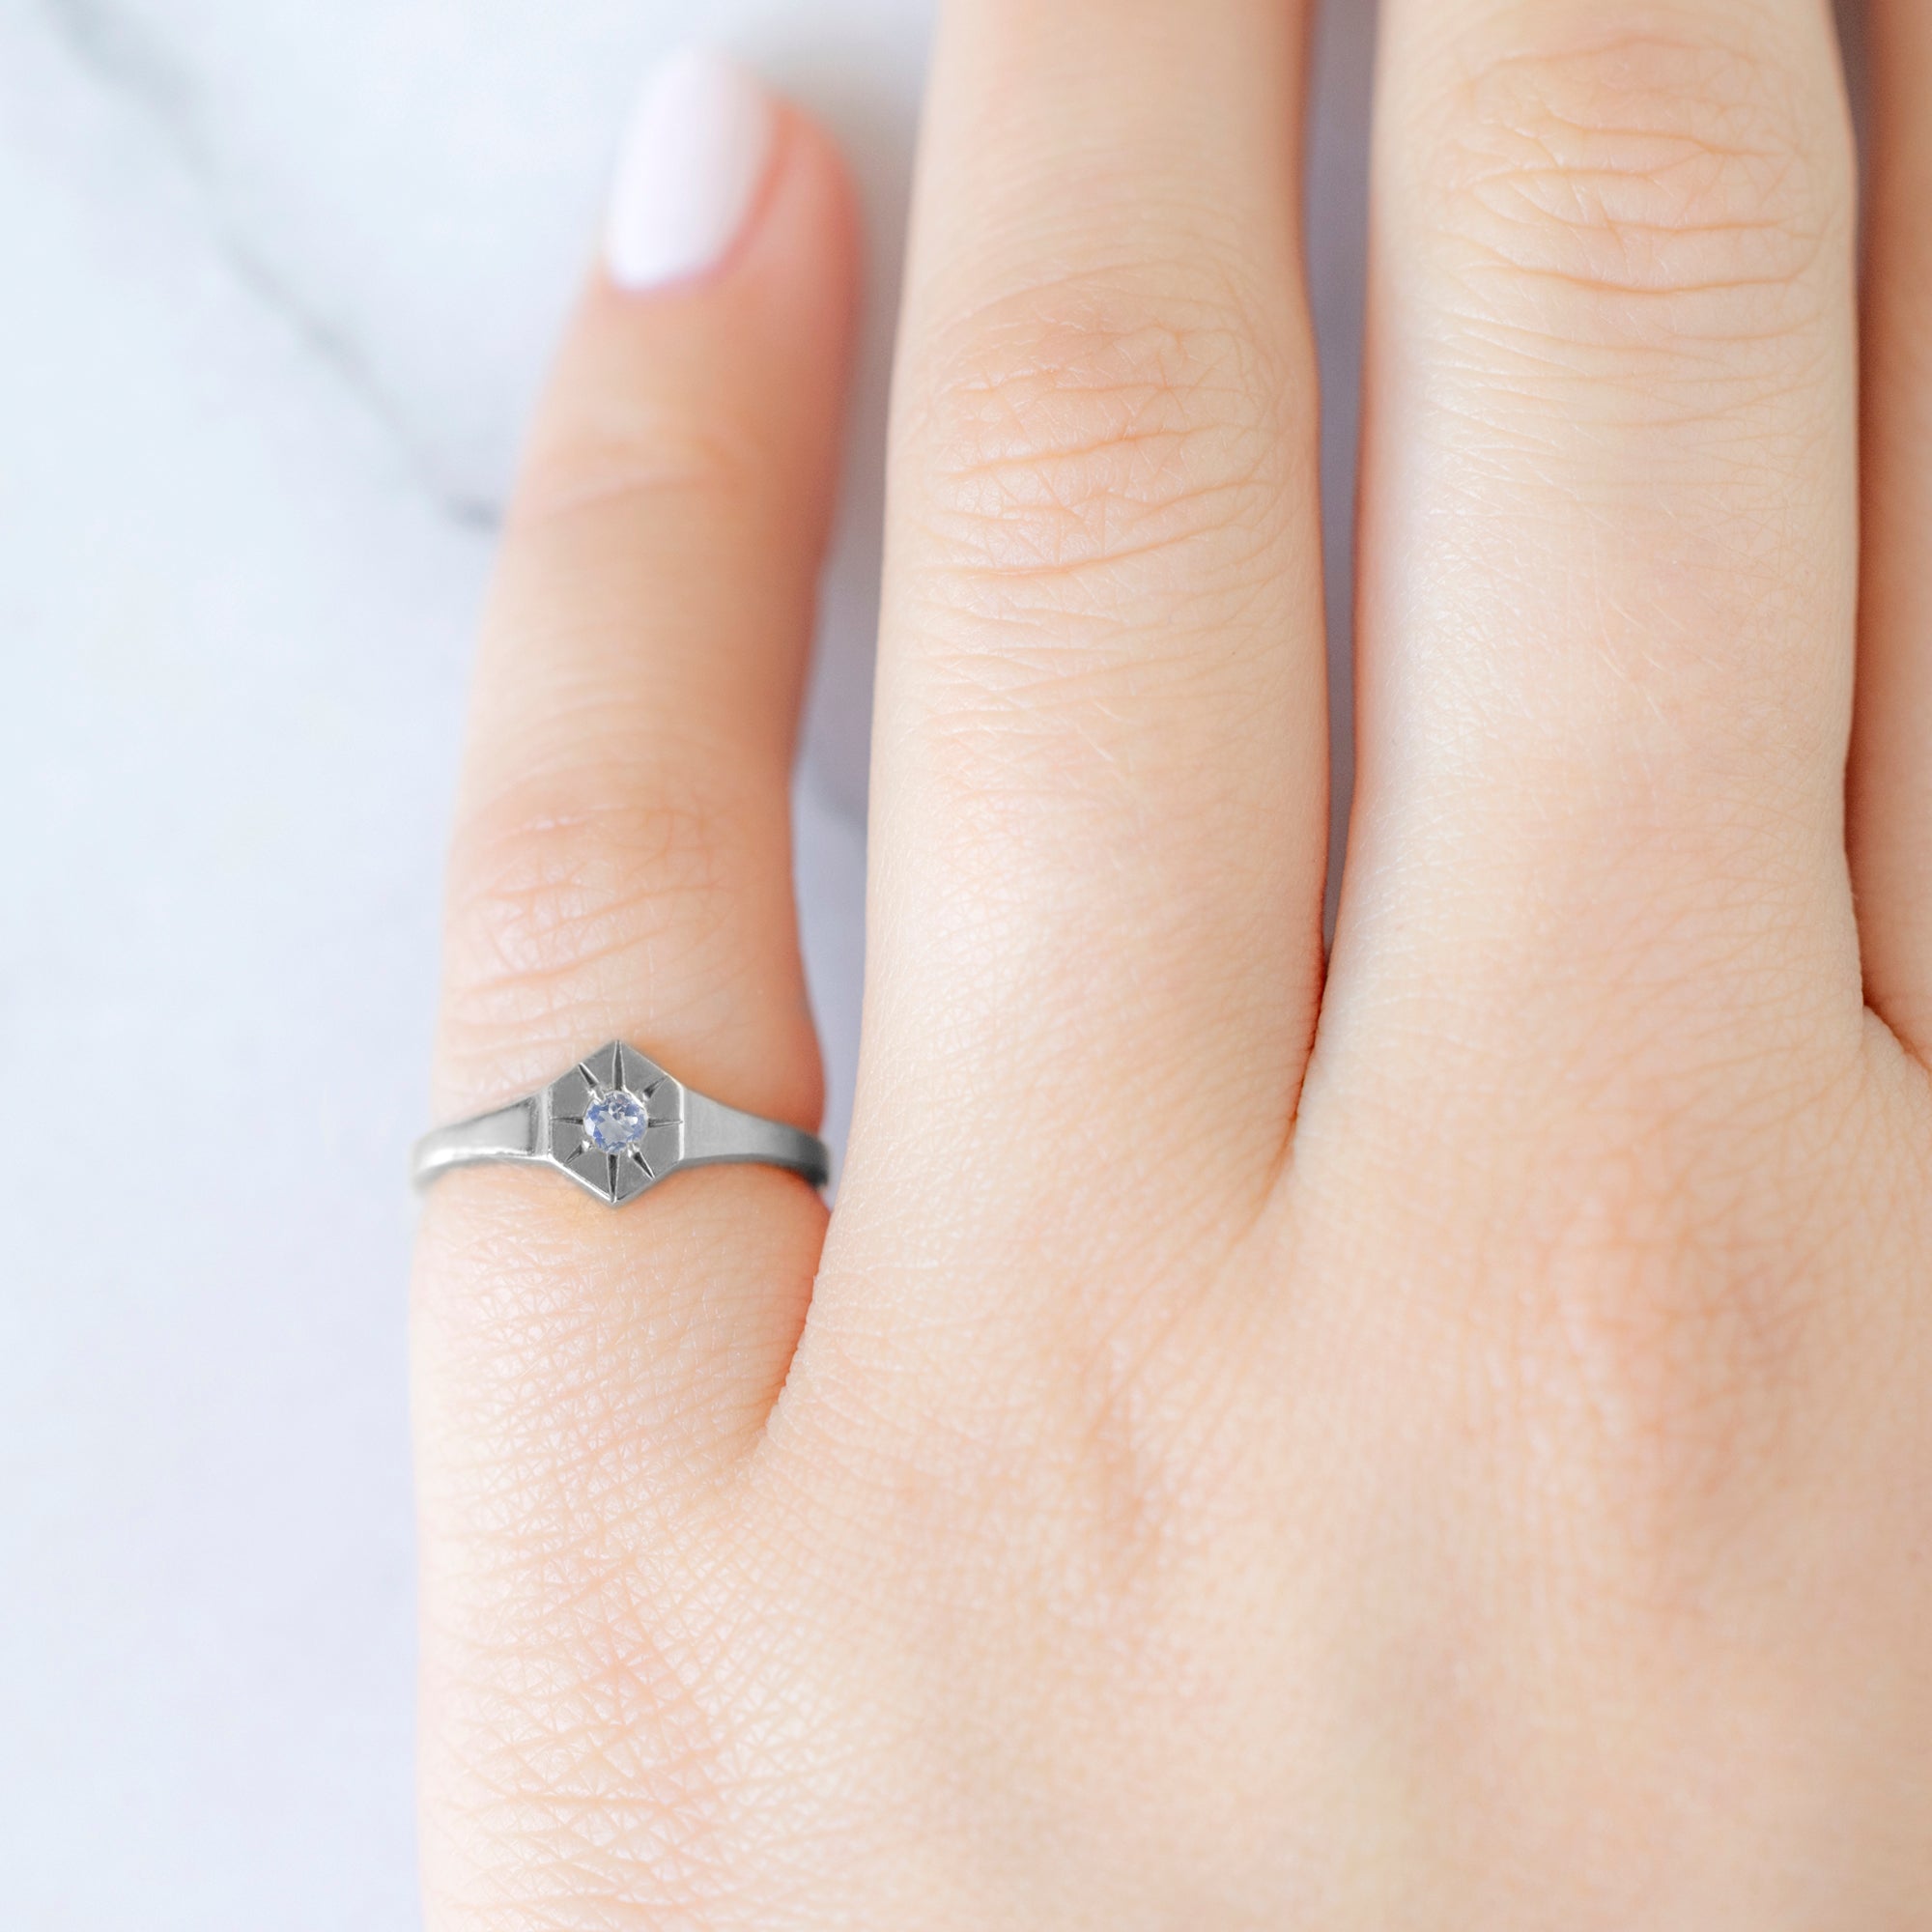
[0,0,1377,1920]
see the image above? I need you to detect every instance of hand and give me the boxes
[413,6,1932,1924]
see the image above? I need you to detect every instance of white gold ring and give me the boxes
[412,1040,829,1206]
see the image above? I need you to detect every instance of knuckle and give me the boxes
[512,398,777,541]
[1419,22,1848,349]
[906,269,1301,595]
[1478,1097,1866,1549]
[440,770,753,1072]
[454,780,726,983]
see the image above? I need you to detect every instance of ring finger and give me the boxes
[828,0,1331,1354]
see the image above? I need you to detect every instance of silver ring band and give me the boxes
[411,1040,829,1206]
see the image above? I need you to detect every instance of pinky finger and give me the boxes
[415,53,860,1922]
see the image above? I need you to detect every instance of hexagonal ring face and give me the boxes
[543,1041,686,1205]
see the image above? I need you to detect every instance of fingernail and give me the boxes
[604,47,776,293]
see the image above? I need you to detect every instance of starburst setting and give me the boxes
[545,1041,684,1204]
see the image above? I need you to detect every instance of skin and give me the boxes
[414,0,1932,1923]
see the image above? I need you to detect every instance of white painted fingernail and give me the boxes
[604,47,776,293]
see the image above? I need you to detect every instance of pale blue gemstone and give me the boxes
[585,1091,647,1151]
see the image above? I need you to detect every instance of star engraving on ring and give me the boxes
[545,1041,682,1204]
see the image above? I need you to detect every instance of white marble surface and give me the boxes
[0,0,1372,1919]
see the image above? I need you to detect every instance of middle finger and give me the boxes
[1327,0,1863,1121]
